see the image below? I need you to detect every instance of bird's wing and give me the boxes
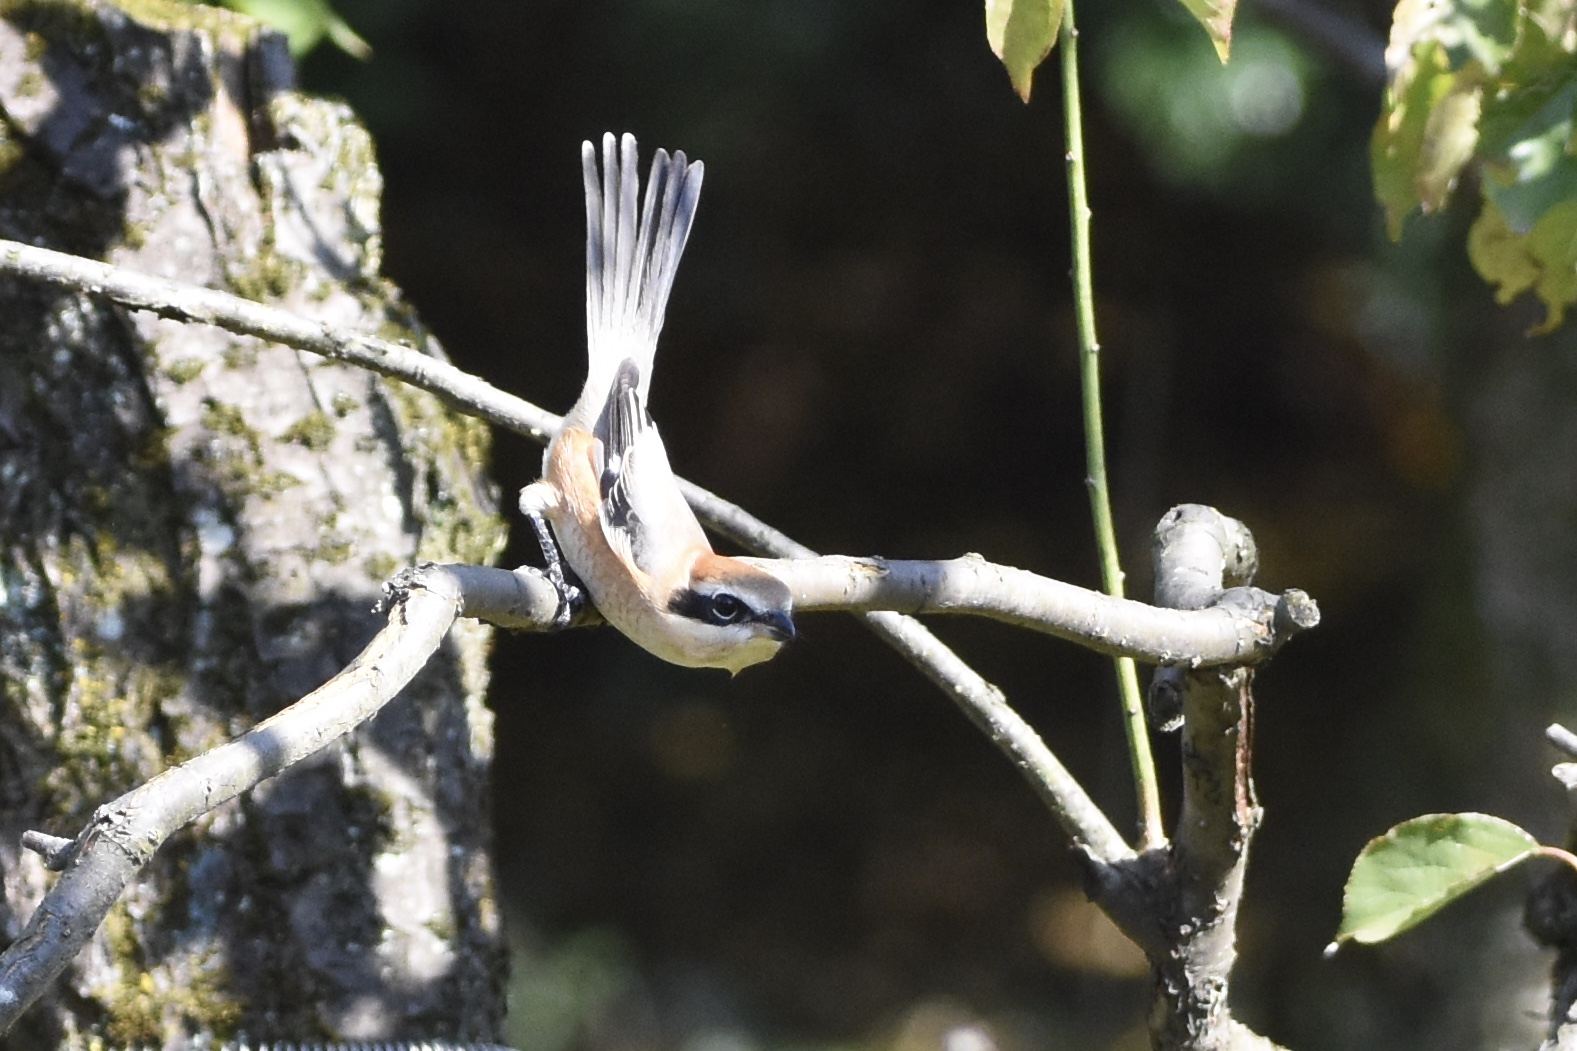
[595,360,709,580]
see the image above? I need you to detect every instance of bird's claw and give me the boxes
[523,506,587,630]
[545,561,586,630]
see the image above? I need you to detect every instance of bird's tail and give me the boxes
[580,132,704,414]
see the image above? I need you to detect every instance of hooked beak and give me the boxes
[755,609,796,643]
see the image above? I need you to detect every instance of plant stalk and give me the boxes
[1059,0,1164,850]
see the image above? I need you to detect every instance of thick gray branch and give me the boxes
[762,554,1316,666]
[1082,507,1292,1051]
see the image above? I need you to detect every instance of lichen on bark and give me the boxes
[0,1,508,1046]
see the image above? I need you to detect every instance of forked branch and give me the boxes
[0,564,555,1030]
[0,244,1320,1045]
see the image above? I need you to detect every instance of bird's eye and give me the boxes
[709,593,745,623]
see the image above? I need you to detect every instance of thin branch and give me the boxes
[0,238,1133,867]
[1549,722,1577,761]
[1059,0,1164,849]
[0,240,559,442]
[764,555,1317,665]
[0,239,811,555]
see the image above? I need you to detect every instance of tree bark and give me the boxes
[0,1,506,1046]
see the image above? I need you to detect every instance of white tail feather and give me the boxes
[579,132,704,415]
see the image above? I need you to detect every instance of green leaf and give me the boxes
[1470,188,1577,332]
[1372,0,1525,238]
[1174,0,1236,63]
[1373,43,1487,239]
[1372,0,1577,328]
[1387,0,1517,73]
[1470,188,1545,307]
[222,0,370,59]
[1475,19,1577,157]
[986,0,1064,102]
[1332,813,1537,949]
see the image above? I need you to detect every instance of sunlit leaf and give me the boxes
[1470,189,1544,305]
[1385,0,1516,72]
[1175,0,1235,63]
[985,0,1064,103]
[1484,116,1577,232]
[1372,0,1577,329]
[1331,813,1537,949]
[1470,188,1577,332]
[1373,0,1525,238]
[1420,63,1485,212]
[1373,49,1489,239]
[1476,18,1576,155]
[1527,0,1577,41]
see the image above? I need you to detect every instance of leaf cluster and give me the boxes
[1375,0,1577,330]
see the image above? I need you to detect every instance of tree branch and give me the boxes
[1082,506,1290,1051]
[0,239,560,442]
[1525,723,1577,1049]
[1149,509,1282,1050]
[0,564,567,1031]
[0,557,1141,1032]
[0,238,1138,868]
[762,554,1316,665]
[0,247,1325,1038]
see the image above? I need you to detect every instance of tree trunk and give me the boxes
[0,1,507,1046]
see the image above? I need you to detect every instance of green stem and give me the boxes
[1059,0,1164,850]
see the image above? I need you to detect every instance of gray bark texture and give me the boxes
[0,1,508,1046]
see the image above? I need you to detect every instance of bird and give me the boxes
[518,133,796,674]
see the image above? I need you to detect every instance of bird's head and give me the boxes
[667,554,796,673]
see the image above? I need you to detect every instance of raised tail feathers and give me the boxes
[581,132,704,410]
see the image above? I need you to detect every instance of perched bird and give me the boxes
[519,133,796,673]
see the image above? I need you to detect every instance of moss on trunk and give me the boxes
[0,2,508,1046]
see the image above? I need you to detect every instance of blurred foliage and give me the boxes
[1376,0,1577,330]
[182,0,368,57]
[507,926,643,1051]
[1100,13,1321,195]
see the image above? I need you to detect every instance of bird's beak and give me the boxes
[756,609,796,643]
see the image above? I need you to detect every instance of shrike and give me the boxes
[519,133,795,673]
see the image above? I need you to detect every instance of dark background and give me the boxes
[294,1,1575,1048]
